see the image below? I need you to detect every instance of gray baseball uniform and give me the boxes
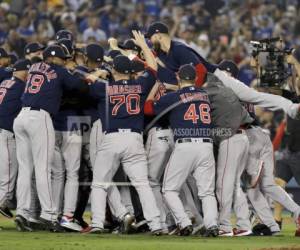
[52,130,82,216]
[205,73,253,233]
[14,108,57,221]
[0,129,18,207]
[245,126,300,223]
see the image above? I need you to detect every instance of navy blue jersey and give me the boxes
[157,65,178,84]
[22,62,86,115]
[156,41,205,72]
[89,69,156,133]
[0,77,26,132]
[0,67,12,83]
[153,86,212,141]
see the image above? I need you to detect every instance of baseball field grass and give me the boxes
[0,215,299,250]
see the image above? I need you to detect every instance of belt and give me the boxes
[177,138,213,144]
[22,106,42,111]
[236,129,245,134]
[105,128,142,134]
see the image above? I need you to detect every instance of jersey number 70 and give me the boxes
[110,94,140,115]
[184,103,211,124]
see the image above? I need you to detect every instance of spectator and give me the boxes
[82,16,107,44]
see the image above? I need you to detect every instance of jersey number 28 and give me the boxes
[110,94,140,115]
[184,103,211,124]
[26,74,45,94]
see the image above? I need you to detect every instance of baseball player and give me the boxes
[13,45,87,232]
[84,31,161,234]
[0,48,12,82]
[0,59,31,219]
[145,64,218,237]
[24,43,44,63]
[203,70,253,236]
[216,60,300,236]
[51,38,84,231]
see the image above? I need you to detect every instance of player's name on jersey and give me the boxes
[108,84,142,95]
[28,62,58,81]
[0,79,15,89]
[179,92,210,103]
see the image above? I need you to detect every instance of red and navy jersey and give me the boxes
[153,86,212,141]
[155,41,207,85]
[0,77,26,132]
[89,69,156,133]
[0,67,12,83]
[22,62,86,115]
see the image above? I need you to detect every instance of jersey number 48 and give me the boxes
[110,94,140,115]
[184,103,211,124]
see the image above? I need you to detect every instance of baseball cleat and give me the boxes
[192,224,206,236]
[0,205,13,218]
[28,217,47,230]
[60,215,82,232]
[168,225,180,235]
[233,228,253,236]
[179,225,193,236]
[250,162,264,188]
[203,225,219,237]
[151,228,166,236]
[81,226,105,234]
[218,230,233,237]
[39,217,65,233]
[15,215,34,232]
[120,213,135,234]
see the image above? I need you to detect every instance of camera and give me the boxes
[250,37,293,88]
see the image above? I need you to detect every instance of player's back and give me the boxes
[166,86,212,140]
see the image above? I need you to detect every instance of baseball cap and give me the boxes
[85,43,104,62]
[43,45,68,60]
[9,53,18,64]
[0,48,9,58]
[218,60,239,78]
[131,60,145,73]
[178,64,196,81]
[55,29,74,42]
[57,38,74,57]
[24,43,45,55]
[145,22,169,38]
[113,55,132,74]
[118,39,141,53]
[12,59,31,71]
[107,50,121,59]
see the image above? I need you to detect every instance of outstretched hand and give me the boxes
[132,30,147,49]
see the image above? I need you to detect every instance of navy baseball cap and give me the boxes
[9,53,18,64]
[145,22,169,38]
[118,39,141,53]
[178,64,196,81]
[107,50,121,59]
[131,60,145,73]
[113,55,132,74]
[43,45,68,60]
[0,48,9,58]
[13,59,31,71]
[24,42,45,55]
[218,60,239,78]
[55,29,74,42]
[57,38,74,57]
[85,43,104,62]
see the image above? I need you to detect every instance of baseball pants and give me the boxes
[0,129,18,207]
[14,108,57,221]
[246,127,300,220]
[163,139,218,229]
[216,132,251,232]
[146,127,174,229]
[91,131,161,231]
[52,130,82,216]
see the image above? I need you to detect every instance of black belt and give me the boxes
[177,138,213,144]
[105,128,142,134]
[23,106,41,111]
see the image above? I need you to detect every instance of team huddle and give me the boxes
[0,21,300,237]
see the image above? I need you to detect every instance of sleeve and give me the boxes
[62,67,88,92]
[153,93,177,115]
[214,69,300,119]
[138,69,157,94]
[88,80,106,100]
